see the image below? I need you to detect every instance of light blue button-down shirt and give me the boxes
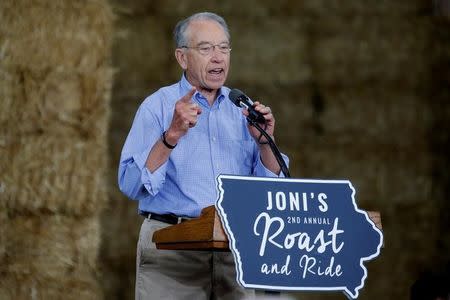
[118,75,288,218]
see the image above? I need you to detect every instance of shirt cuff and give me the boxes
[254,152,289,178]
[133,149,167,197]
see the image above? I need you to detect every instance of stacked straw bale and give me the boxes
[0,203,6,261]
[0,1,113,299]
[0,216,102,299]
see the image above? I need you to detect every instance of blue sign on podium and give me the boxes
[215,175,383,299]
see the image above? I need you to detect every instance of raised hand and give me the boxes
[243,101,275,144]
[166,88,202,145]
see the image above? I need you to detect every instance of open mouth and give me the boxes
[208,68,224,75]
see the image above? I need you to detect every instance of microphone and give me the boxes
[229,89,291,177]
[229,89,266,124]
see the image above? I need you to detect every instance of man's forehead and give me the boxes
[186,20,229,44]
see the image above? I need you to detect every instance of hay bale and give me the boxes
[0,65,112,217]
[0,66,22,135]
[0,214,102,298]
[0,65,112,140]
[299,140,433,209]
[110,0,429,18]
[77,66,113,141]
[295,0,429,16]
[229,17,310,85]
[226,84,431,149]
[0,209,6,262]
[309,16,432,86]
[100,192,141,300]
[0,0,113,73]
[318,86,432,146]
[1,0,112,299]
[0,271,102,300]
[2,135,107,216]
[112,16,174,97]
[3,215,100,275]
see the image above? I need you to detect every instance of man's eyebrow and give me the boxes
[195,40,229,46]
[196,41,212,46]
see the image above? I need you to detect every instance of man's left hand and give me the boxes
[242,101,275,145]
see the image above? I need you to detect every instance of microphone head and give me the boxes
[229,88,247,107]
[229,88,266,124]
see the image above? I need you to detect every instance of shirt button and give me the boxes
[212,137,216,142]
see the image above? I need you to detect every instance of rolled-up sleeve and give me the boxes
[118,99,167,201]
[253,152,290,178]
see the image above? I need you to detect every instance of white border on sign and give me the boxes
[215,174,384,299]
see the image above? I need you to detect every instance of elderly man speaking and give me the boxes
[118,12,288,300]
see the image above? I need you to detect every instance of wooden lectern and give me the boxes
[152,205,382,251]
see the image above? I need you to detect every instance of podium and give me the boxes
[152,206,228,250]
[152,205,382,251]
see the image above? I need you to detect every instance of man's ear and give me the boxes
[175,49,187,70]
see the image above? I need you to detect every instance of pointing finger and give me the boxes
[180,87,196,103]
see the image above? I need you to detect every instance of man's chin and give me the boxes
[205,80,226,91]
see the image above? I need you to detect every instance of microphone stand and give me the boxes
[247,118,291,178]
[249,116,287,299]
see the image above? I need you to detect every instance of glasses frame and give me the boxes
[180,43,232,56]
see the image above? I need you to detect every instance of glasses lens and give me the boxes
[192,43,231,55]
[218,43,231,53]
[198,45,212,55]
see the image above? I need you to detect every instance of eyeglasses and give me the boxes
[181,43,232,55]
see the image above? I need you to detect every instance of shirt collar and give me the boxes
[179,73,226,107]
